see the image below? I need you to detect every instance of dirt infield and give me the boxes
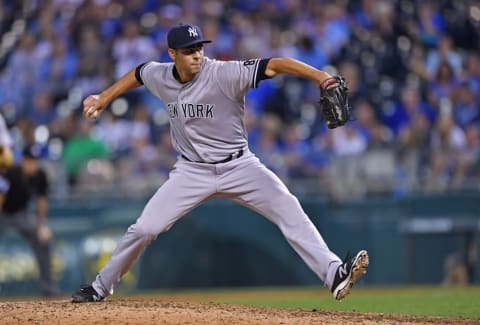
[0,298,475,325]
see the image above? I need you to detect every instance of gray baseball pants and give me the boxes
[92,149,341,297]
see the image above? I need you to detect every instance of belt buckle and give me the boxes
[235,149,243,159]
[228,151,239,162]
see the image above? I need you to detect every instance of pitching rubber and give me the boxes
[335,250,369,300]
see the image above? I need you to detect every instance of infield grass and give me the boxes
[145,285,480,319]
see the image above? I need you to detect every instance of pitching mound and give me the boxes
[0,298,473,324]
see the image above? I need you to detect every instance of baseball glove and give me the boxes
[320,75,350,129]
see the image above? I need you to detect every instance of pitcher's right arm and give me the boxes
[84,68,142,119]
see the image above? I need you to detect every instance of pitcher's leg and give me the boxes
[222,159,341,288]
[92,165,216,297]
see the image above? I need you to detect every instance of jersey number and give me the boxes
[243,59,256,66]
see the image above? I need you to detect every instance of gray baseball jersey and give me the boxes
[91,56,342,298]
[139,57,259,162]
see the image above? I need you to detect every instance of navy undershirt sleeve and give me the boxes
[135,62,148,85]
[255,58,272,87]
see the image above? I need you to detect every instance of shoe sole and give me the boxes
[71,294,104,303]
[334,250,369,300]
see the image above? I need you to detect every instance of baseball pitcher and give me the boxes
[72,24,368,303]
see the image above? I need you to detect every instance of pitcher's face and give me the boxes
[169,44,204,78]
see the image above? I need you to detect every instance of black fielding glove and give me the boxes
[320,75,350,129]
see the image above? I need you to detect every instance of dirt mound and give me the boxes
[0,298,473,324]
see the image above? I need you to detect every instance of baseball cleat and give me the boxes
[331,250,369,300]
[71,285,104,303]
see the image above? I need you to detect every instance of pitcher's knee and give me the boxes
[128,223,160,242]
[274,191,300,205]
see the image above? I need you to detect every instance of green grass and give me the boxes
[202,286,480,319]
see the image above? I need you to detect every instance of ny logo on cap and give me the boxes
[188,26,198,38]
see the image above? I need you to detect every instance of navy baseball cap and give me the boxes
[167,24,212,49]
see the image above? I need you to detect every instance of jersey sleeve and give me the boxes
[216,58,271,98]
[137,61,162,90]
[138,61,171,98]
[136,61,154,85]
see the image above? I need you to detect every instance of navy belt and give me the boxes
[182,149,243,164]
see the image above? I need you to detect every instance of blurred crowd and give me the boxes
[0,0,480,199]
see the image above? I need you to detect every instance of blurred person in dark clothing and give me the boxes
[0,147,59,296]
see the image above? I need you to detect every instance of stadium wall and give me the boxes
[1,193,479,296]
